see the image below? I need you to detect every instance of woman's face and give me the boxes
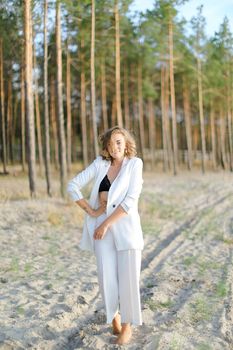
[107,133,126,161]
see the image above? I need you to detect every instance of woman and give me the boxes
[67,126,144,345]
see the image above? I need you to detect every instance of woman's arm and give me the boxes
[68,157,107,218]
[67,157,100,201]
[76,198,106,218]
[94,205,127,239]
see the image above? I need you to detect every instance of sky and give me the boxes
[130,0,233,38]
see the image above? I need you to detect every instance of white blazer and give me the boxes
[67,156,144,253]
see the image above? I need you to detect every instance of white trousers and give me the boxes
[94,213,142,325]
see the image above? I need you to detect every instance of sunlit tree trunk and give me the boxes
[197,56,206,173]
[130,64,139,143]
[0,38,7,173]
[227,84,233,171]
[43,0,52,196]
[148,97,155,168]
[216,119,220,165]
[56,0,67,197]
[91,0,99,156]
[123,62,130,130]
[163,63,173,171]
[101,57,108,131]
[219,107,227,169]
[111,96,116,126]
[24,0,36,196]
[66,39,72,172]
[80,35,88,167]
[20,63,26,171]
[193,124,199,160]
[168,16,178,175]
[161,65,168,171]
[71,106,77,163]
[34,51,43,174]
[183,78,193,170]
[137,62,145,160]
[210,102,216,170]
[115,0,123,127]
[7,76,13,163]
[12,96,18,163]
[50,77,59,169]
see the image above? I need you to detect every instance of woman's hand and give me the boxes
[90,202,106,218]
[94,222,109,240]
[76,198,106,217]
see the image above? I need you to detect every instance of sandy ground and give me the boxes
[0,166,233,350]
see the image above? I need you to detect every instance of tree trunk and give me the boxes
[165,64,173,170]
[43,0,52,196]
[111,95,116,126]
[182,78,193,170]
[80,35,88,167]
[168,16,178,175]
[197,56,206,173]
[71,106,77,163]
[91,0,99,156]
[34,51,43,174]
[21,63,26,171]
[0,38,7,173]
[50,77,59,169]
[161,65,169,171]
[66,39,72,172]
[56,1,67,197]
[137,62,145,160]
[227,87,233,171]
[115,0,123,127]
[193,124,199,160]
[219,107,227,169]
[123,62,130,130]
[130,64,139,141]
[148,97,155,169]
[7,77,13,163]
[12,96,18,164]
[216,117,221,166]
[210,102,217,170]
[24,0,36,197]
[101,57,108,131]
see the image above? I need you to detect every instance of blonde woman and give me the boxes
[67,126,144,345]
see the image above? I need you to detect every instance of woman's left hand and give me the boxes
[94,223,109,240]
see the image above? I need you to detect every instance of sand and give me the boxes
[0,167,232,349]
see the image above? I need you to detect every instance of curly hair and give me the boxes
[99,126,137,161]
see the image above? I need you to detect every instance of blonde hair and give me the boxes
[99,126,137,161]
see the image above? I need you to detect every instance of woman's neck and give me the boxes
[111,157,124,167]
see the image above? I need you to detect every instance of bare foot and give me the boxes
[115,323,132,345]
[112,313,121,335]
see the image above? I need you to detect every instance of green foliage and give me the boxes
[145,297,174,311]
[196,343,212,350]
[183,255,196,267]
[215,282,227,298]
[10,257,19,273]
[188,296,213,323]
[1,0,233,168]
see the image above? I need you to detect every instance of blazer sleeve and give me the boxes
[120,158,143,213]
[67,157,101,201]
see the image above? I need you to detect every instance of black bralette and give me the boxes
[99,174,111,192]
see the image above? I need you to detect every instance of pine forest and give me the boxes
[1,0,233,197]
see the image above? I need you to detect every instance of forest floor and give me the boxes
[0,165,233,350]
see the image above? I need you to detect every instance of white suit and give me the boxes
[67,156,144,325]
[67,156,144,252]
